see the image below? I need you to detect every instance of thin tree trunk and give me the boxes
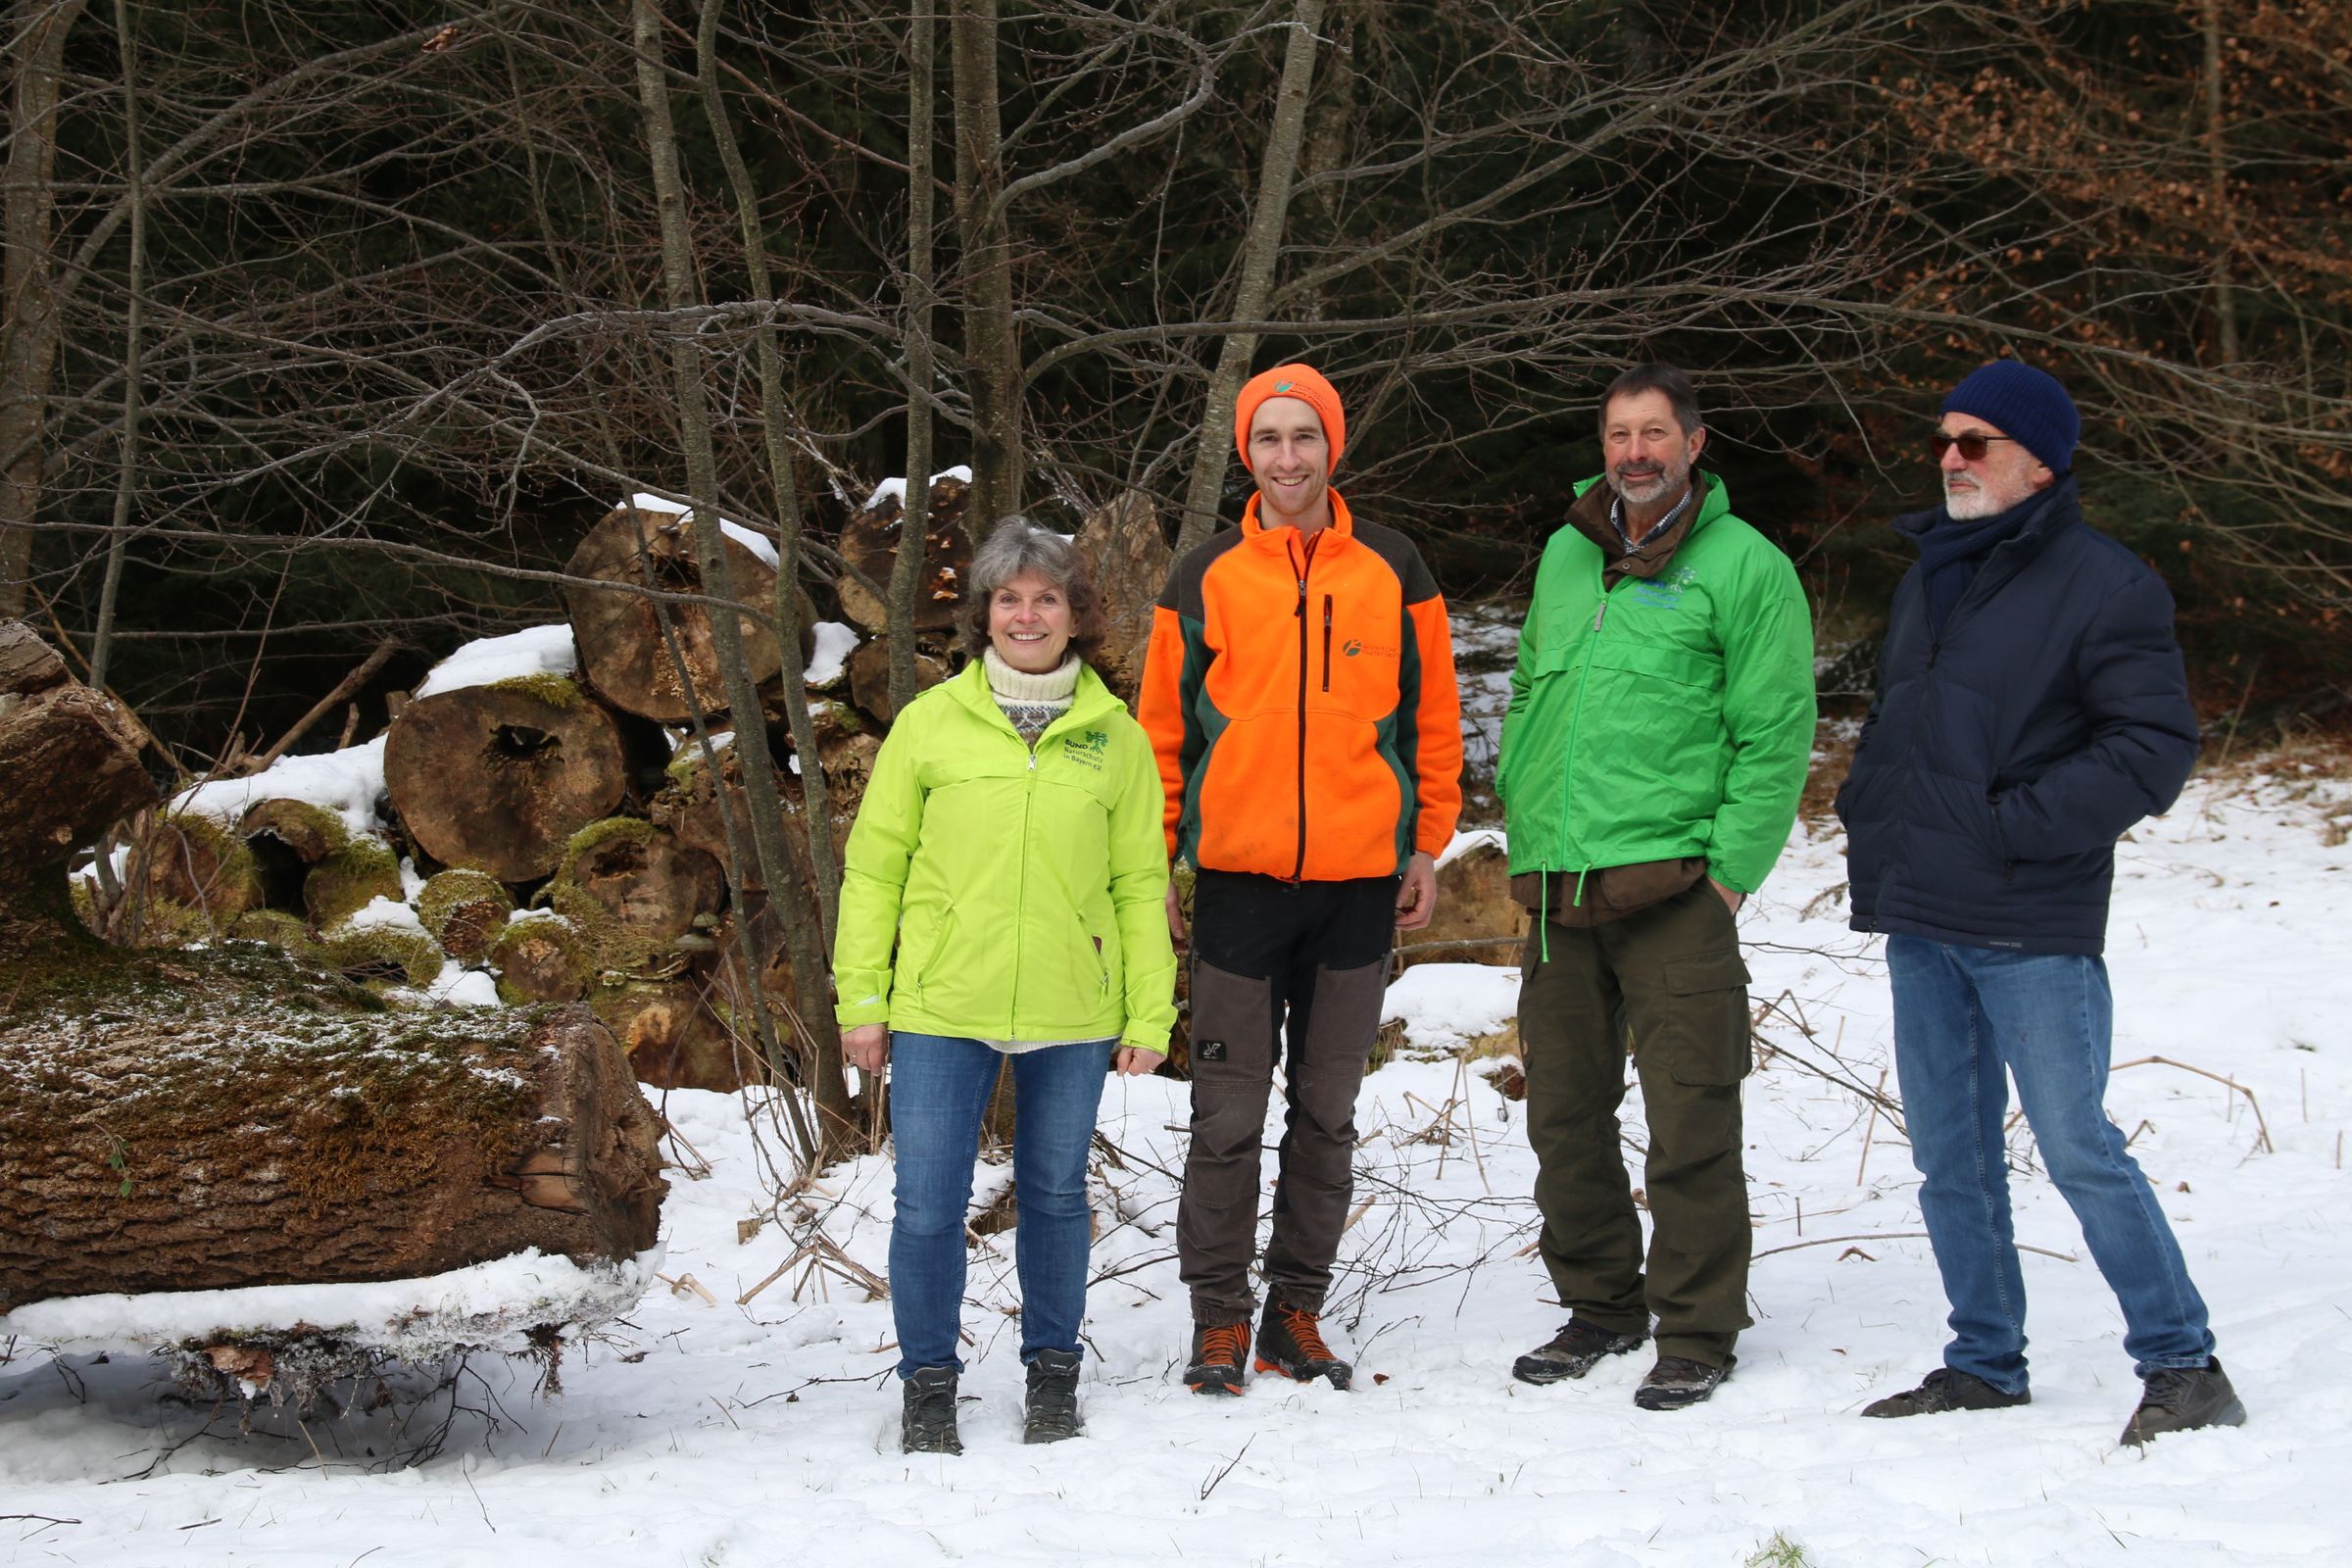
[695,0,841,934]
[891,1,939,715]
[2201,0,2238,374]
[1290,0,1354,324]
[89,0,146,691]
[1174,0,1324,556]
[951,0,1021,528]
[635,0,856,1157]
[0,0,89,622]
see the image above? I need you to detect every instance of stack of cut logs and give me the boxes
[92,481,1183,1095]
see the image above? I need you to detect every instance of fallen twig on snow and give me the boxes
[2112,1055,2274,1153]
[1753,1231,2078,1263]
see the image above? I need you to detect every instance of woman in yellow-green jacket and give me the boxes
[832,517,1174,1456]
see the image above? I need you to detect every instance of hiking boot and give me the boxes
[1255,1298,1352,1390]
[1185,1321,1250,1396]
[900,1365,961,1454]
[1511,1320,1646,1386]
[1633,1355,1727,1411]
[1863,1367,2031,1419]
[1023,1349,1083,1445]
[2120,1358,2246,1447]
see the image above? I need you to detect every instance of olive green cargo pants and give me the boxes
[1518,880,1754,1369]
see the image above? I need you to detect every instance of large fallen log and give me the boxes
[0,956,666,1315]
[383,676,627,881]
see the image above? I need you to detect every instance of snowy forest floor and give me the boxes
[4,742,2349,1566]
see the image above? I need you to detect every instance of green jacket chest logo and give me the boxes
[1060,729,1110,770]
[1628,564,1700,611]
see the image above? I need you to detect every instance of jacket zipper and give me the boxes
[1555,566,1619,893]
[1290,533,1321,882]
[1321,594,1334,693]
[1011,724,1038,1034]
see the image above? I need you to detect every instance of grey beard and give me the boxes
[1943,484,1999,519]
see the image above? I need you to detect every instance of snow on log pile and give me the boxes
[60,483,1185,1096]
[1,625,666,1388]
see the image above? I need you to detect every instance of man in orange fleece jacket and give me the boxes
[1139,364,1462,1396]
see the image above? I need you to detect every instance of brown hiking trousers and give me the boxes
[1178,870,1396,1324]
[1518,880,1755,1368]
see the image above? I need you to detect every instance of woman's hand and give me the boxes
[842,1022,890,1074]
[1112,1047,1164,1077]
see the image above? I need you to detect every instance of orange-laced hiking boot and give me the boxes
[1186,1321,1252,1396]
[1254,1298,1351,1390]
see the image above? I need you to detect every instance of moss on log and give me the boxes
[0,945,664,1315]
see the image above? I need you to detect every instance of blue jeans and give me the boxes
[887,1033,1113,1379]
[1886,936,2215,1393]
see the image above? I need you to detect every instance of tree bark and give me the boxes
[1174,0,1325,556]
[2200,0,2238,376]
[892,0,940,713]
[562,504,784,722]
[0,990,665,1314]
[0,0,89,621]
[383,677,627,882]
[952,0,1023,528]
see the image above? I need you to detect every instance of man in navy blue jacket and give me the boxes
[1837,360,2244,1447]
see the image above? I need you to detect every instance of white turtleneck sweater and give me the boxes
[983,646,1079,743]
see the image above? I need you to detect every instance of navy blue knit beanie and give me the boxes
[1941,361,2079,473]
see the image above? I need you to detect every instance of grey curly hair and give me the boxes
[956,515,1105,664]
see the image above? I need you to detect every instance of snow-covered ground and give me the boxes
[6,756,2345,1565]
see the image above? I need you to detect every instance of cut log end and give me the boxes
[562,507,783,722]
[384,678,625,881]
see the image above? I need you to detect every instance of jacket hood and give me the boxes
[1563,471,1730,581]
[1567,470,1731,530]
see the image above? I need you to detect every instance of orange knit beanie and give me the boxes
[1234,364,1346,474]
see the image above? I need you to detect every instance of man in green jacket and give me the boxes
[1498,364,1814,1410]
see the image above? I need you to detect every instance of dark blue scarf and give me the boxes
[1916,482,2068,637]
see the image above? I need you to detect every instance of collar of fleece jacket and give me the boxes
[1239,487,1356,545]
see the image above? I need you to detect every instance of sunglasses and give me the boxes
[1930,431,2019,462]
